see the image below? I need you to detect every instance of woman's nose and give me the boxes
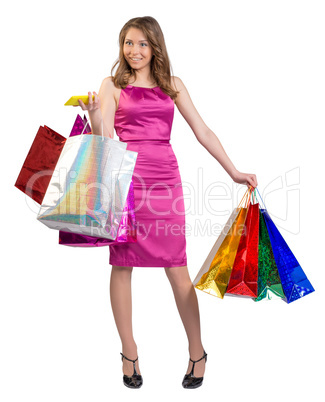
[131,43,142,53]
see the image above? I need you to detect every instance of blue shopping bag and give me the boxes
[257,189,315,303]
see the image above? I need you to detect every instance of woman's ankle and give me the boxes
[122,341,138,358]
[188,343,205,359]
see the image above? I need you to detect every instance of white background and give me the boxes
[1,0,324,401]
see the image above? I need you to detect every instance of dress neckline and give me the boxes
[127,84,159,89]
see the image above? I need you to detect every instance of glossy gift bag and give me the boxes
[226,191,260,297]
[254,205,285,302]
[15,114,91,205]
[59,177,137,246]
[15,125,66,204]
[193,187,254,299]
[257,189,315,303]
[69,114,91,137]
[37,120,138,240]
[58,116,137,246]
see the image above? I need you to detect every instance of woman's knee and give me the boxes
[164,266,192,287]
[111,265,133,278]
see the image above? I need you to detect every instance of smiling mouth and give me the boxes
[130,58,142,61]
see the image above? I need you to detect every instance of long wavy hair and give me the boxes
[111,16,179,101]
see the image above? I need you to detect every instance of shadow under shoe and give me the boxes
[182,350,207,389]
[120,352,143,389]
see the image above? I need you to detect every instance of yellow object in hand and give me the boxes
[64,95,95,106]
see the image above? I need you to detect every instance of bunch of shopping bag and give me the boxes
[193,186,315,303]
[15,114,138,246]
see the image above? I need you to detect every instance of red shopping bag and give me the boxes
[226,193,259,297]
[15,115,92,205]
[14,125,66,204]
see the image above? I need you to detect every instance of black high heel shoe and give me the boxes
[120,352,143,389]
[182,350,207,389]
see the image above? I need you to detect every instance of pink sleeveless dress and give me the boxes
[109,85,187,268]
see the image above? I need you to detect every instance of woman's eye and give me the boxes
[125,41,147,46]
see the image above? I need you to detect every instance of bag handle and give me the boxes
[255,187,267,209]
[237,185,254,209]
[80,116,104,140]
[251,188,257,204]
[246,186,254,207]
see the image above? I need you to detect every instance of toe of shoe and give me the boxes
[182,374,203,388]
[123,374,143,388]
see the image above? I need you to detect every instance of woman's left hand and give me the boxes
[232,170,258,189]
[73,91,101,112]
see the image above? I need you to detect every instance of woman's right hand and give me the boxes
[73,91,101,112]
[232,170,258,189]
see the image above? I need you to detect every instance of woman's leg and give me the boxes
[110,265,141,376]
[164,265,206,377]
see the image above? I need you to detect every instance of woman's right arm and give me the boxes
[78,76,116,139]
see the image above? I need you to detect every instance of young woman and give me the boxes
[77,16,258,389]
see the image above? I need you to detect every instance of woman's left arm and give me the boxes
[172,76,258,189]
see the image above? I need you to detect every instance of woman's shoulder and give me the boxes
[101,76,119,90]
[170,76,186,92]
[98,77,121,109]
[100,76,121,95]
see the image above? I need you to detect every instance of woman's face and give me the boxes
[123,27,153,70]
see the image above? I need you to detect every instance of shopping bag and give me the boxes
[58,178,137,246]
[14,125,66,204]
[226,192,260,297]
[254,207,285,301]
[257,188,315,303]
[37,120,138,239]
[69,114,91,136]
[58,116,137,246]
[194,186,254,299]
